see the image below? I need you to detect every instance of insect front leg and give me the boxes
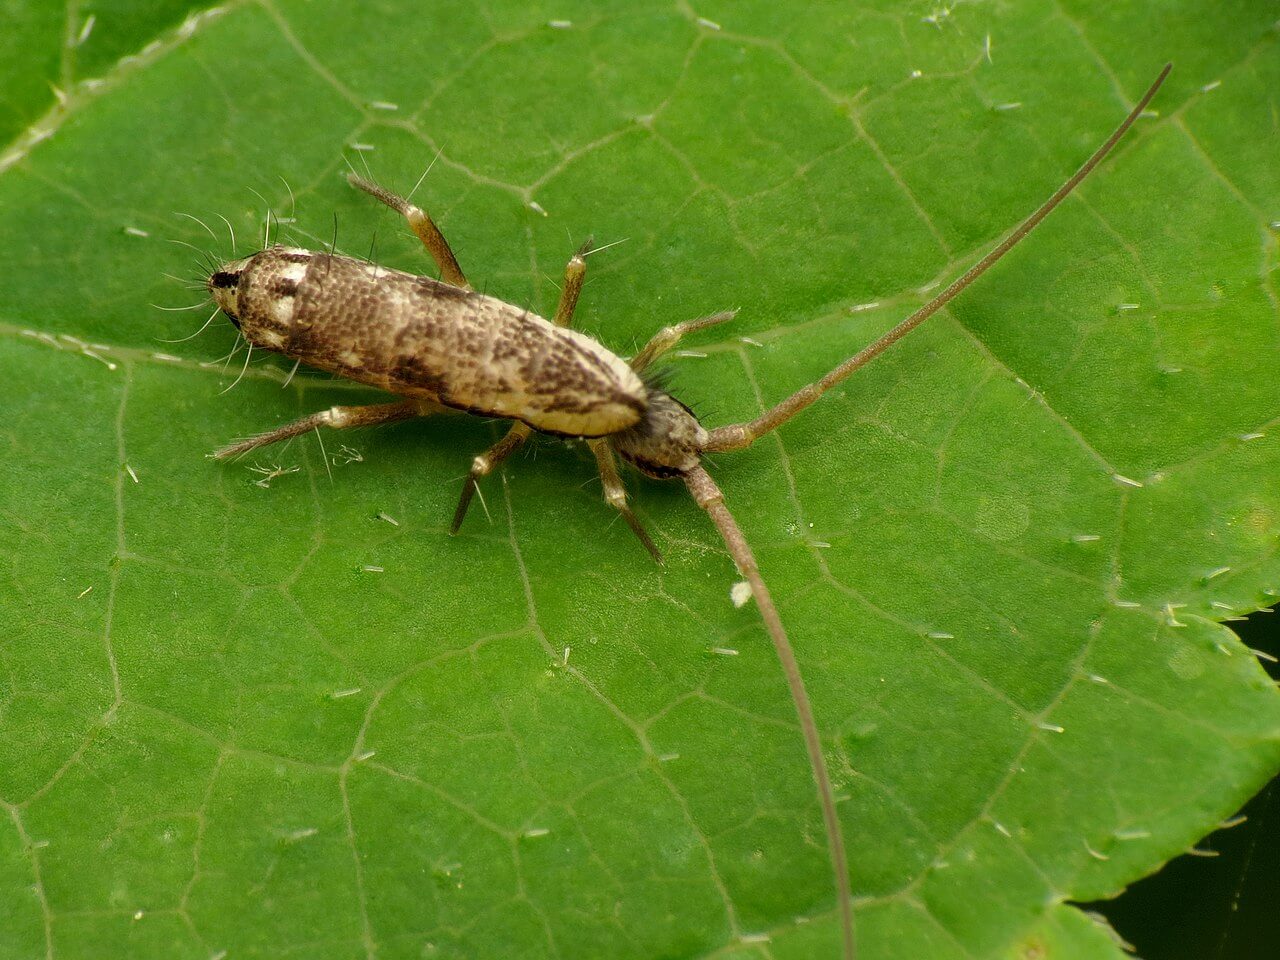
[588,440,662,563]
[347,174,469,290]
[629,310,737,373]
[212,399,431,460]
[557,248,663,562]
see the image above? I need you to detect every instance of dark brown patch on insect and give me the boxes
[271,277,299,298]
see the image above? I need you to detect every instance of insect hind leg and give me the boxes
[347,173,470,290]
[212,399,428,460]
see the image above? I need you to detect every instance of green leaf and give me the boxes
[3,2,1278,957]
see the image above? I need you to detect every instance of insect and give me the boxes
[202,66,1170,960]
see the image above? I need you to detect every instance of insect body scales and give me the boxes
[210,247,647,438]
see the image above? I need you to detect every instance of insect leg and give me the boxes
[588,440,662,563]
[346,173,470,290]
[552,239,592,328]
[450,423,532,534]
[552,245,665,561]
[212,399,430,460]
[629,310,737,373]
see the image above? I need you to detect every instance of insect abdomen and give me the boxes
[234,248,647,437]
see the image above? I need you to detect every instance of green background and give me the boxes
[2,1,1278,957]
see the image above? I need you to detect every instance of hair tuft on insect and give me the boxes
[635,362,677,397]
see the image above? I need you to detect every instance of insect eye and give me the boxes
[210,271,239,289]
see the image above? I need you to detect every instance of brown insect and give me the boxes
[204,66,1171,959]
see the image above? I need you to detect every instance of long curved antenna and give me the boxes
[705,63,1171,453]
[684,464,855,960]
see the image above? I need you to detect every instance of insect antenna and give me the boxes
[683,464,855,960]
[704,63,1171,454]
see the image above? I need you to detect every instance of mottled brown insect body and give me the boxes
[211,246,647,437]
[203,68,1170,960]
